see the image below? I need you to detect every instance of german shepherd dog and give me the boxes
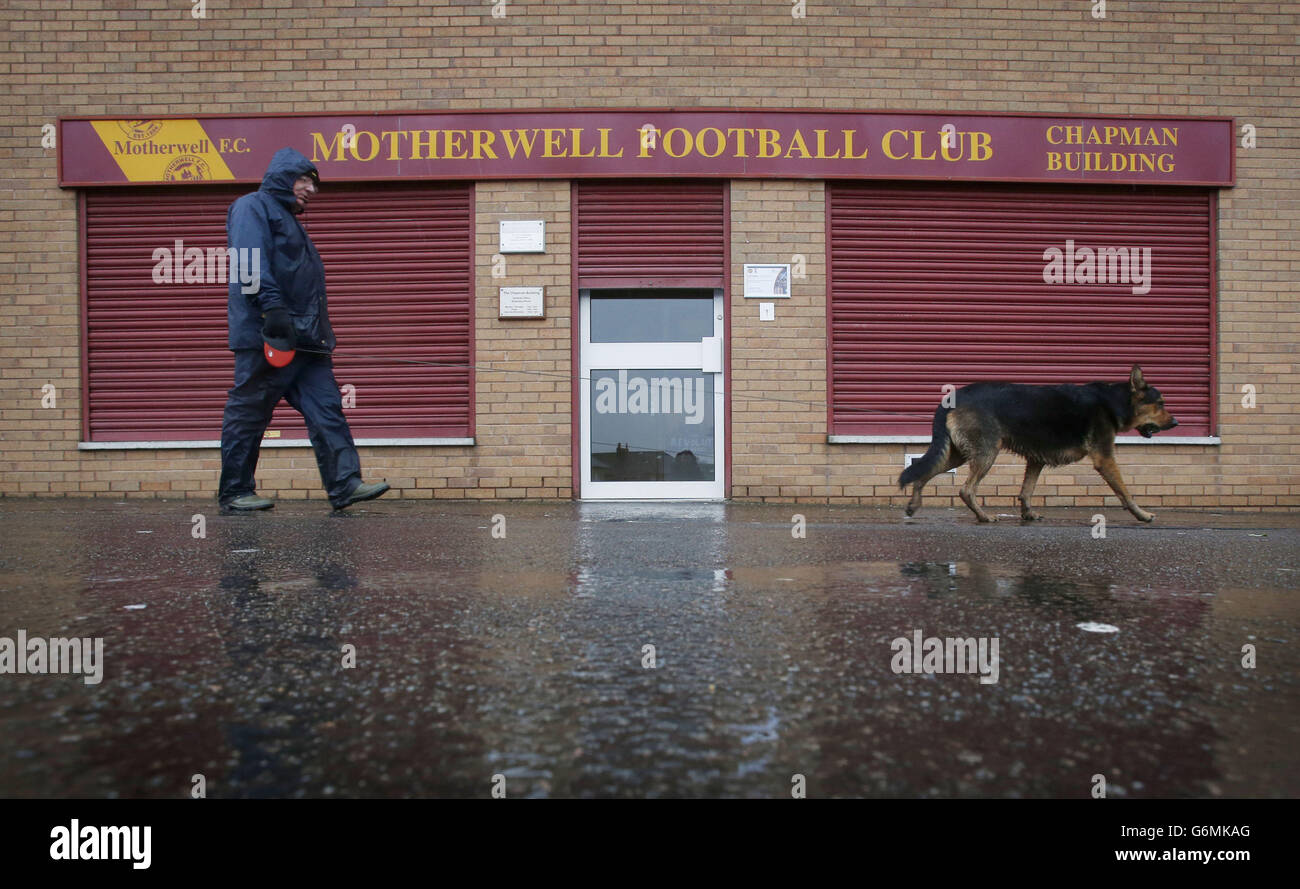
[899,365,1179,523]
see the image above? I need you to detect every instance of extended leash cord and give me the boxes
[287,346,940,420]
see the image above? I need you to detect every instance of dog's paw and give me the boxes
[1021,511,1043,522]
[1136,510,1155,523]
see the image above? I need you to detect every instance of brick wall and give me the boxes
[730,180,833,502]
[0,1,1295,507]
[472,181,573,499]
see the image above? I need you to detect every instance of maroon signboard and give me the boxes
[59,109,1235,187]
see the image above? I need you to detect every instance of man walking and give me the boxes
[218,146,389,512]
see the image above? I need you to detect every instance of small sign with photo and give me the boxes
[743,263,791,298]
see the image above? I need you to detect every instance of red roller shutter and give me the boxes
[83,183,473,442]
[575,181,726,287]
[828,183,1214,436]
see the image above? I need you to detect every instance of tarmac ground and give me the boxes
[0,498,1296,798]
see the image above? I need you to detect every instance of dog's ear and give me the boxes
[1130,364,1147,391]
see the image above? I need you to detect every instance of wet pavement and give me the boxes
[0,498,1296,798]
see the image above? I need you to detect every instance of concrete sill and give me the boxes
[828,435,1221,446]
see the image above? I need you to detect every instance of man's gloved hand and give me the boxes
[262,307,293,343]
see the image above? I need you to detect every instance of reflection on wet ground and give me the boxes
[0,499,1296,797]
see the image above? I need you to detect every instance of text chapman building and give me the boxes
[3,1,1296,509]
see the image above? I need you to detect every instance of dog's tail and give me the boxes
[898,405,951,488]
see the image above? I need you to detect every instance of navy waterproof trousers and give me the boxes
[218,349,362,508]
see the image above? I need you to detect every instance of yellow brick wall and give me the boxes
[0,1,1295,508]
[730,180,834,502]
[473,181,573,499]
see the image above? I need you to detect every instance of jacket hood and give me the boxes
[259,147,320,213]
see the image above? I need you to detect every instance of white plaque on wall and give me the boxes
[499,220,545,253]
[743,263,792,298]
[499,286,545,318]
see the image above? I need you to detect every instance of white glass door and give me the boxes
[580,289,725,500]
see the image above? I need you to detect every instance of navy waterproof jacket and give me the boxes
[226,147,335,352]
